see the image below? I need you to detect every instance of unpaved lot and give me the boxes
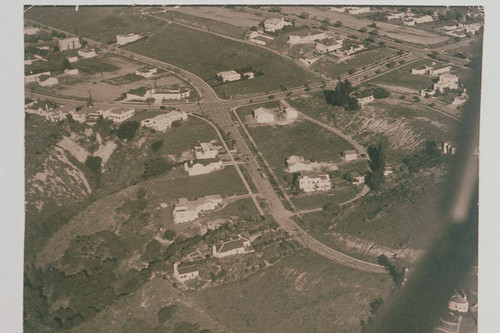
[175,6,262,27]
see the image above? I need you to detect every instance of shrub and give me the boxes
[158,305,178,324]
[85,156,102,174]
[116,121,139,140]
[163,229,176,241]
[373,87,390,99]
[142,157,174,179]
[151,140,163,152]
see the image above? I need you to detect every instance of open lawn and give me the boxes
[124,24,318,98]
[312,47,399,79]
[194,249,393,333]
[26,6,168,45]
[236,103,355,182]
[369,58,450,91]
[292,185,359,210]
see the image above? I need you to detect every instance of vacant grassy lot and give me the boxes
[369,58,450,91]
[26,6,168,44]
[124,24,318,98]
[292,186,359,211]
[194,249,393,333]
[312,47,399,79]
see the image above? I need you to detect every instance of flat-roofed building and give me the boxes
[59,37,81,51]
[217,70,241,82]
[212,237,252,258]
[99,108,135,123]
[299,174,331,192]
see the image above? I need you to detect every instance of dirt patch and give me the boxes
[94,140,118,166]
[57,136,90,163]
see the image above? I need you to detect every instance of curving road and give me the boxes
[28,18,389,273]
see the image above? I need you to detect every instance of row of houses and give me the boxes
[25,100,136,123]
[173,236,253,283]
[330,6,371,15]
[126,86,191,103]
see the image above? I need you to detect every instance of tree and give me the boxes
[142,157,174,179]
[116,121,139,140]
[333,20,343,27]
[163,229,176,241]
[158,305,178,324]
[85,156,102,174]
[324,79,360,111]
[151,140,163,152]
[366,143,387,190]
[299,11,310,19]
[62,58,72,70]
[373,87,390,99]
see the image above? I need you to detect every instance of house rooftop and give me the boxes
[214,238,248,253]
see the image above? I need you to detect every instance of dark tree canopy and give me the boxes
[116,121,139,140]
[324,80,360,111]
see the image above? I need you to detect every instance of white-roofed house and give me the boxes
[98,108,135,123]
[217,70,241,82]
[173,262,199,282]
[253,107,275,124]
[348,171,365,186]
[184,159,224,176]
[67,56,79,63]
[77,48,96,58]
[212,237,252,258]
[116,33,141,45]
[64,68,79,76]
[342,150,358,161]
[194,142,218,160]
[299,174,331,193]
[172,195,223,224]
[264,17,292,32]
[153,88,190,102]
[141,111,188,132]
[59,37,81,51]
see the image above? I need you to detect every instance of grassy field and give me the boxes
[236,103,354,182]
[312,47,400,79]
[26,6,168,45]
[292,186,359,210]
[123,24,318,98]
[305,177,450,253]
[193,249,393,333]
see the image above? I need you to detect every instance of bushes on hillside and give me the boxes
[116,121,139,140]
[158,305,178,324]
[85,156,102,174]
[142,157,174,179]
[373,87,390,99]
[324,79,360,111]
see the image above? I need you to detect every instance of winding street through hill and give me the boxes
[28,19,390,273]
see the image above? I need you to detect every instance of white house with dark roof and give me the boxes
[253,107,275,124]
[299,174,331,192]
[184,159,224,176]
[173,195,223,224]
[173,262,199,282]
[98,108,135,123]
[217,70,241,82]
[141,111,188,132]
[59,37,81,51]
[264,17,292,32]
[195,142,218,160]
[212,237,252,258]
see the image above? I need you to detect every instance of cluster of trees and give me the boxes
[324,79,360,111]
[366,143,387,191]
[373,87,390,99]
[116,121,139,140]
[403,141,443,174]
[142,157,174,179]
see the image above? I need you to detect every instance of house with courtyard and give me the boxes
[58,37,81,51]
[116,33,141,45]
[217,70,241,82]
[173,195,223,224]
[173,262,199,282]
[98,108,135,123]
[141,111,188,132]
[253,107,275,124]
[348,171,365,186]
[77,48,96,59]
[264,17,292,33]
[342,150,358,161]
[212,237,252,258]
[299,174,331,193]
[184,159,224,176]
[195,142,219,160]
[433,73,459,92]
